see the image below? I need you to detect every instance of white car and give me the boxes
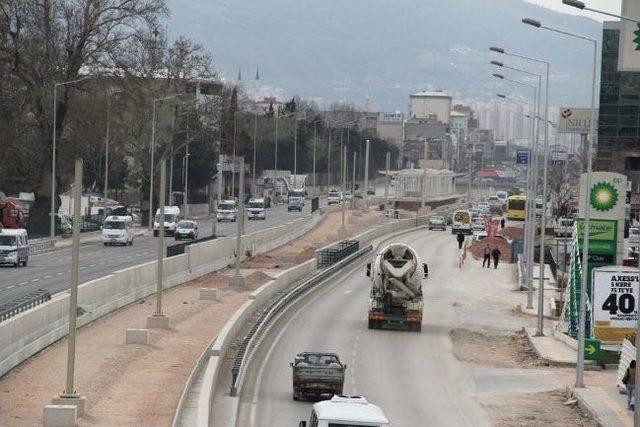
[174,220,198,240]
[299,395,389,427]
[428,215,446,231]
[471,218,485,231]
[327,190,342,205]
[247,198,266,220]
[216,200,237,222]
[103,215,134,246]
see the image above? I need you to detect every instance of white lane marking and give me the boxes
[56,272,64,276]
[31,278,39,282]
[6,286,15,289]
[19,281,28,286]
[44,275,52,279]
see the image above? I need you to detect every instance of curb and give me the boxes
[524,327,577,367]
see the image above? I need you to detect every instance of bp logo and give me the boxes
[590,182,619,212]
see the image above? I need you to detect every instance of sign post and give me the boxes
[516,150,529,165]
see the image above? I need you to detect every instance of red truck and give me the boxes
[0,191,24,229]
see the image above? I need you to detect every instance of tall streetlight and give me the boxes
[521,15,601,394]
[493,71,540,310]
[563,0,640,23]
[491,46,550,338]
[148,93,194,229]
[496,90,538,310]
[50,77,92,239]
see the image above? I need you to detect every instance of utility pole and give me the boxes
[230,160,246,287]
[422,141,429,211]
[147,159,170,329]
[184,143,190,216]
[352,152,357,211]
[327,127,332,191]
[313,121,317,196]
[363,139,370,210]
[341,145,347,231]
[55,158,86,415]
[385,152,390,203]
[104,97,111,199]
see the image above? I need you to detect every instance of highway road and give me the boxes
[237,228,529,426]
[0,202,320,305]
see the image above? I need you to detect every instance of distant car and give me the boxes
[469,208,480,218]
[471,218,485,231]
[367,186,376,195]
[327,190,342,205]
[478,202,490,211]
[428,215,446,231]
[445,214,453,226]
[175,220,198,240]
[216,200,237,222]
[247,198,266,220]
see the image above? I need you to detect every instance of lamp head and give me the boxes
[489,46,505,54]
[522,18,542,28]
[562,0,585,10]
[492,73,505,79]
[490,60,504,67]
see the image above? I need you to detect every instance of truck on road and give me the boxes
[290,352,346,401]
[451,209,472,235]
[366,243,426,332]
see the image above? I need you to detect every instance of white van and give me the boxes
[246,198,266,220]
[102,216,134,246]
[299,395,390,427]
[153,206,181,236]
[0,229,29,267]
[216,200,237,222]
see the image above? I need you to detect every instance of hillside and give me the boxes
[166,0,603,110]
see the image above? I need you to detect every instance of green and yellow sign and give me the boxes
[576,219,617,255]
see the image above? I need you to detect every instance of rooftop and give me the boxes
[410,91,451,98]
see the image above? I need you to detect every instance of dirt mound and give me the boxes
[469,236,512,262]
[502,226,524,239]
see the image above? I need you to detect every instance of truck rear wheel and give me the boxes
[368,319,379,329]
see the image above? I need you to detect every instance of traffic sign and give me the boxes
[584,338,601,360]
[516,150,529,165]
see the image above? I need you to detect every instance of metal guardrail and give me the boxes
[229,243,372,396]
[0,289,51,322]
[317,240,359,267]
[166,234,218,258]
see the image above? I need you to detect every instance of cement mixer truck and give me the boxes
[366,243,427,332]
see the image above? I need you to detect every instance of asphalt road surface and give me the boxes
[0,202,319,305]
[237,228,527,427]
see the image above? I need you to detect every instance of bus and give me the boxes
[506,195,527,221]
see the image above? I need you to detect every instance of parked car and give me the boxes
[367,186,376,195]
[174,220,198,240]
[428,215,446,231]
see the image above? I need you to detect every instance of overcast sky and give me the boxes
[524,0,622,21]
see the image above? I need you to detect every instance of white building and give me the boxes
[409,91,452,123]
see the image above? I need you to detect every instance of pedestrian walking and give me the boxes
[482,245,491,268]
[500,217,505,229]
[491,247,501,269]
[456,233,465,250]
[623,360,636,410]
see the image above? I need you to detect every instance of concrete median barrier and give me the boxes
[0,212,322,379]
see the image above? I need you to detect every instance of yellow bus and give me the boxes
[506,195,527,220]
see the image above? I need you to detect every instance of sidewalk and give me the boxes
[517,277,633,426]
[0,209,386,426]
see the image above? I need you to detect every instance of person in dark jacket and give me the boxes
[482,245,491,268]
[500,217,506,229]
[456,233,465,249]
[624,360,636,410]
[491,247,502,269]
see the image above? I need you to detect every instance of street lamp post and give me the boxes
[148,94,194,229]
[50,77,91,239]
[493,71,540,310]
[491,46,550,337]
[522,14,600,391]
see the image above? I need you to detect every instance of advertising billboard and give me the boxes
[557,108,598,134]
[592,267,640,342]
